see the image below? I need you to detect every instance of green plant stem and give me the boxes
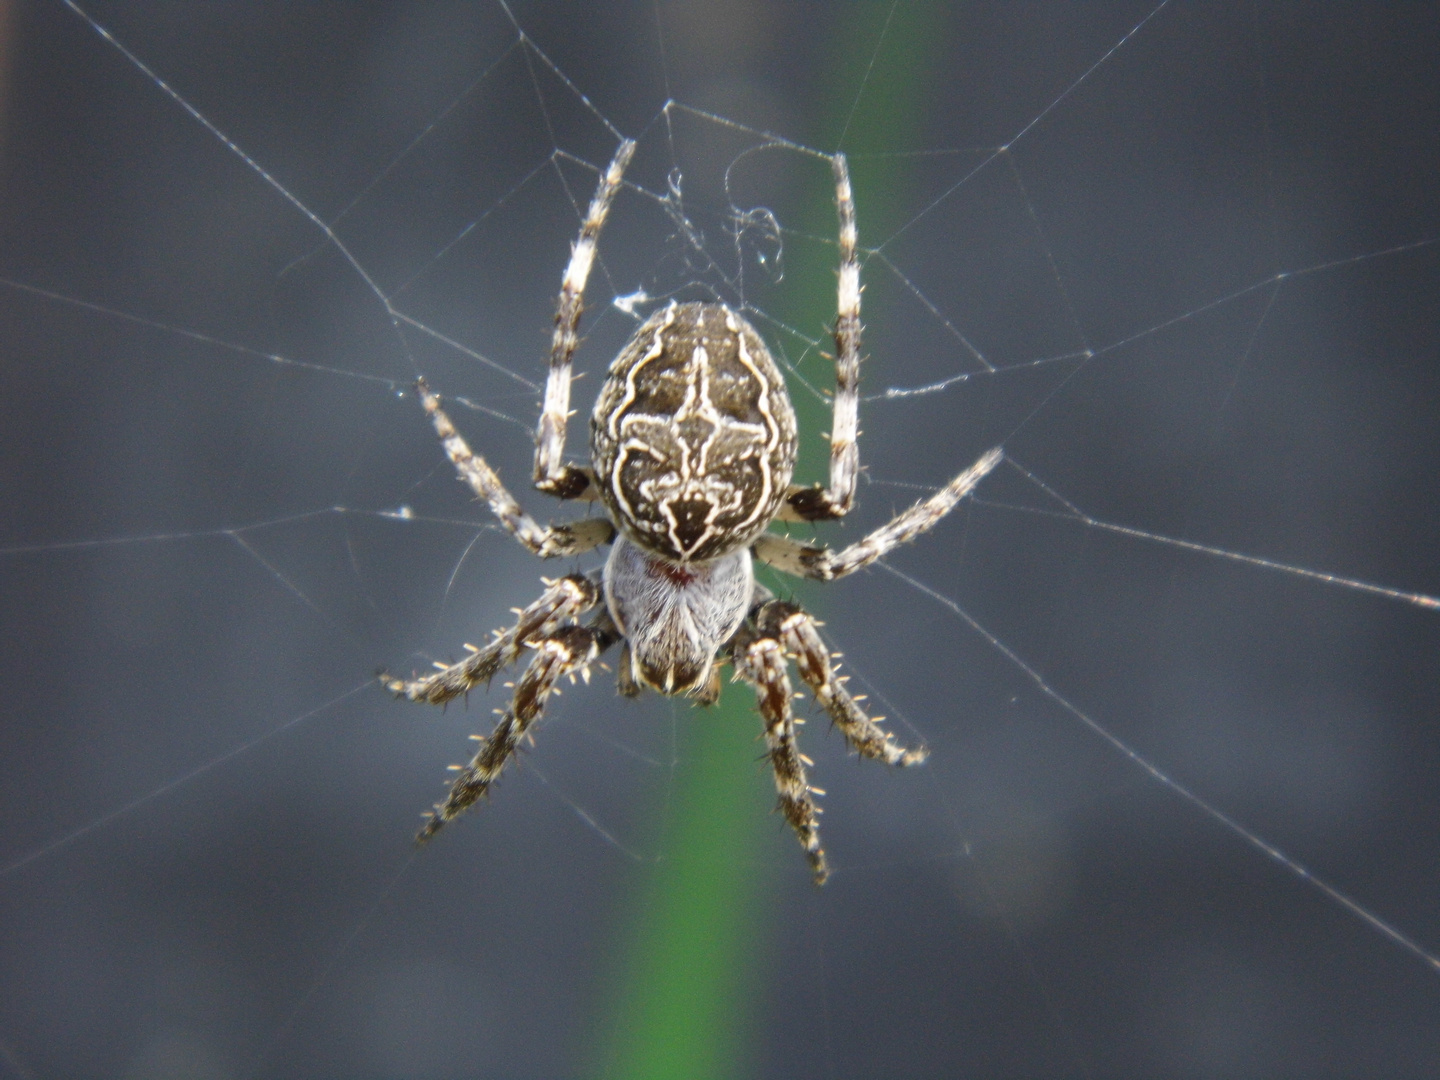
[599,7,948,1077]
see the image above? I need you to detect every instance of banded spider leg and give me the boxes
[732,596,930,884]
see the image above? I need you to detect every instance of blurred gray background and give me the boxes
[2,2,1439,1077]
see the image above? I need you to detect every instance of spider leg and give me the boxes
[755,447,1003,581]
[535,139,637,500]
[416,379,618,558]
[419,623,607,843]
[732,627,829,885]
[380,574,599,706]
[693,663,724,707]
[614,642,643,698]
[785,153,863,523]
[756,599,926,766]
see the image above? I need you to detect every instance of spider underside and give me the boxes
[381,141,1001,884]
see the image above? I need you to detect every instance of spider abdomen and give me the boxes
[591,301,797,562]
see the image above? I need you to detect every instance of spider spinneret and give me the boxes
[381,140,1002,884]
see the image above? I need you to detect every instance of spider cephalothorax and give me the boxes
[382,140,1001,883]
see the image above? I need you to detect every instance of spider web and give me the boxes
[2,2,1439,1077]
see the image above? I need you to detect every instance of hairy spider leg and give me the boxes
[419,622,611,843]
[380,573,600,706]
[535,139,637,500]
[756,447,1004,581]
[732,626,829,885]
[415,378,617,558]
[783,152,864,523]
[756,599,927,766]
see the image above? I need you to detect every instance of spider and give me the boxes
[381,140,1002,884]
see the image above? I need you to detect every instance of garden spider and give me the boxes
[381,140,1002,884]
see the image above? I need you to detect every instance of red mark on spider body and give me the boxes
[650,557,697,587]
